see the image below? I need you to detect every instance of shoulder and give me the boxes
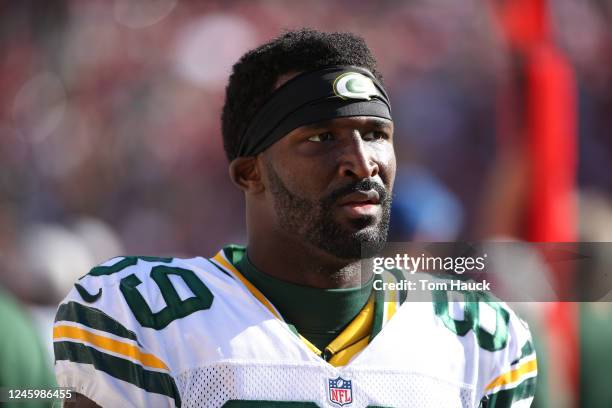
[419,274,537,405]
[403,272,534,356]
[53,250,240,407]
[56,252,237,331]
[79,254,225,286]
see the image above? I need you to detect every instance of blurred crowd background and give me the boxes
[0,0,611,407]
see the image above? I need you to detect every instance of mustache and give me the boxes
[323,178,390,206]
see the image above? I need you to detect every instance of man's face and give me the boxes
[262,116,396,259]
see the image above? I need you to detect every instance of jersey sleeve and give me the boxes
[478,306,537,407]
[53,257,181,408]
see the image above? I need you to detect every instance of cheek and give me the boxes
[388,156,397,188]
[267,141,328,193]
[274,158,333,198]
[377,146,397,188]
[297,172,332,199]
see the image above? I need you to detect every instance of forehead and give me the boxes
[298,116,394,132]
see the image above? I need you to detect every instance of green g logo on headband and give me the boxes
[333,72,379,100]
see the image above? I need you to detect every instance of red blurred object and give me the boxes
[525,46,577,244]
[492,0,579,405]
[494,0,550,45]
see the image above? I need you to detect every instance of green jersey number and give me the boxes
[119,264,214,330]
[433,289,509,351]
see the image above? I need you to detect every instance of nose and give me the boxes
[337,135,379,180]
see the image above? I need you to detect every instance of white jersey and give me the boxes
[53,247,536,407]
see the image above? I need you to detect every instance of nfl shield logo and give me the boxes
[328,377,353,406]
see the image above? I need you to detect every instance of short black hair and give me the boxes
[221,28,383,161]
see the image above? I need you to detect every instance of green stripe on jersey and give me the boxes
[480,376,536,408]
[511,341,535,366]
[55,302,140,345]
[54,341,181,407]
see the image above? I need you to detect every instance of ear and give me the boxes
[229,156,265,194]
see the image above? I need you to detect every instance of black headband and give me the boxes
[236,66,392,157]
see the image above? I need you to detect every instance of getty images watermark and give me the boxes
[362,242,612,302]
[371,252,491,292]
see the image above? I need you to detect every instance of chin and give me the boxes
[323,225,388,260]
[346,215,379,231]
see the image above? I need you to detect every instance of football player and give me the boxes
[54,28,536,407]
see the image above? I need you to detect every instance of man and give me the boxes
[54,29,536,407]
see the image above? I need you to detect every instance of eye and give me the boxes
[307,132,334,142]
[362,131,388,141]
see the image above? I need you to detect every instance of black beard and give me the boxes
[265,161,391,260]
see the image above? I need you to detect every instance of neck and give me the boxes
[247,231,371,289]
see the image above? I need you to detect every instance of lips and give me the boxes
[337,190,381,206]
[336,190,381,218]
